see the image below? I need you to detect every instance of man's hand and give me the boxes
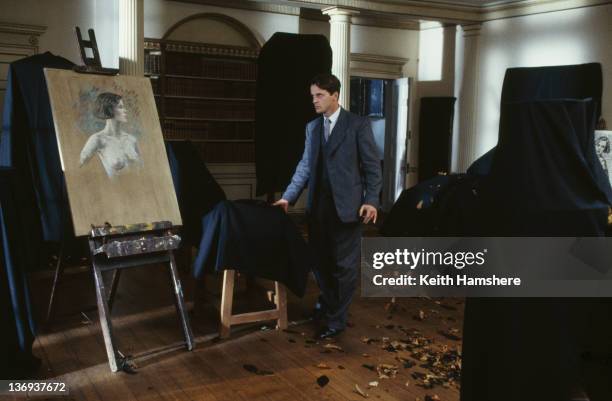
[359,204,377,224]
[273,198,289,213]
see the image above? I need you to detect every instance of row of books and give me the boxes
[161,120,255,140]
[144,52,161,75]
[164,77,256,99]
[165,99,255,120]
[165,53,257,80]
[191,141,255,163]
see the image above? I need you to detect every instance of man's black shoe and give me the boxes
[316,327,344,340]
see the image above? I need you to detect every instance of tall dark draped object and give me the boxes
[0,52,75,244]
[460,99,612,401]
[418,97,456,181]
[255,33,332,196]
[468,62,603,175]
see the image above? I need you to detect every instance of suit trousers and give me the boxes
[309,192,362,330]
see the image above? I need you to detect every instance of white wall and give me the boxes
[351,24,418,78]
[0,0,104,65]
[413,25,457,185]
[469,3,612,161]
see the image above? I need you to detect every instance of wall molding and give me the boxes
[350,52,409,79]
[0,21,46,47]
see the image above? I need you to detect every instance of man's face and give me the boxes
[310,84,338,115]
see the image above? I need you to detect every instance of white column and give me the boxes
[322,7,358,110]
[119,0,144,76]
[456,24,481,172]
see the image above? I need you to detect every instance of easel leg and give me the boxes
[274,282,288,330]
[220,269,235,339]
[46,244,65,324]
[92,262,119,372]
[168,251,195,350]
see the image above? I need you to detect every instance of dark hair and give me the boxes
[94,92,122,119]
[596,136,611,153]
[310,73,341,95]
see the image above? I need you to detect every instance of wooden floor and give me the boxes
[17,257,464,401]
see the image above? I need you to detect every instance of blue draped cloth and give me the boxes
[194,200,313,297]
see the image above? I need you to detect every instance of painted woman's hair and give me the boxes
[597,136,611,153]
[94,92,122,120]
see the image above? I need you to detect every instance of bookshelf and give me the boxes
[145,38,259,163]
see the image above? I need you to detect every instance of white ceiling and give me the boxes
[410,0,522,6]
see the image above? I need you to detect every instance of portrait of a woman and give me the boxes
[79,92,142,177]
[595,135,611,179]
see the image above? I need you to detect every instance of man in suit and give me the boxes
[274,73,382,339]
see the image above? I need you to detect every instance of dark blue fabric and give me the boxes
[0,52,75,244]
[166,141,226,246]
[194,200,313,297]
[0,168,39,378]
[467,62,603,176]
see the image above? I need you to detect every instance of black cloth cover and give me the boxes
[0,52,75,244]
[0,168,40,378]
[166,141,226,246]
[467,62,603,175]
[255,33,332,195]
[460,99,612,401]
[418,97,456,181]
[477,98,612,235]
[193,200,313,297]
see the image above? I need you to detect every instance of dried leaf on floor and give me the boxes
[354,384,369,398]
[414,310,427,321]
[317,375,330,387]
[367,381,379,388]
[438,329,461,341]
[377,363,399,379]
[316,363,331,369]
[323,343,343,352]
[243,364,273,376]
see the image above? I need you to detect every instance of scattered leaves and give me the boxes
[362,364,376,371]
[323,343,343,352]
[316,363,331,369]
[243,364,273,376]
[354,384,369,398]
[438,329,461,341]
[377,363,399,379]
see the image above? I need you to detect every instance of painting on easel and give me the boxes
[44,68,182,236]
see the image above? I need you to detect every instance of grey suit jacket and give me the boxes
[282,108,382,223]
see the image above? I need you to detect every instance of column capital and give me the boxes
[322,6,360,22]
[461,23,482,37]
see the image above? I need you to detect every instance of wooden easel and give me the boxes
[46,28,194,373]
[219,270,287,338]
[89,222,194,372]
